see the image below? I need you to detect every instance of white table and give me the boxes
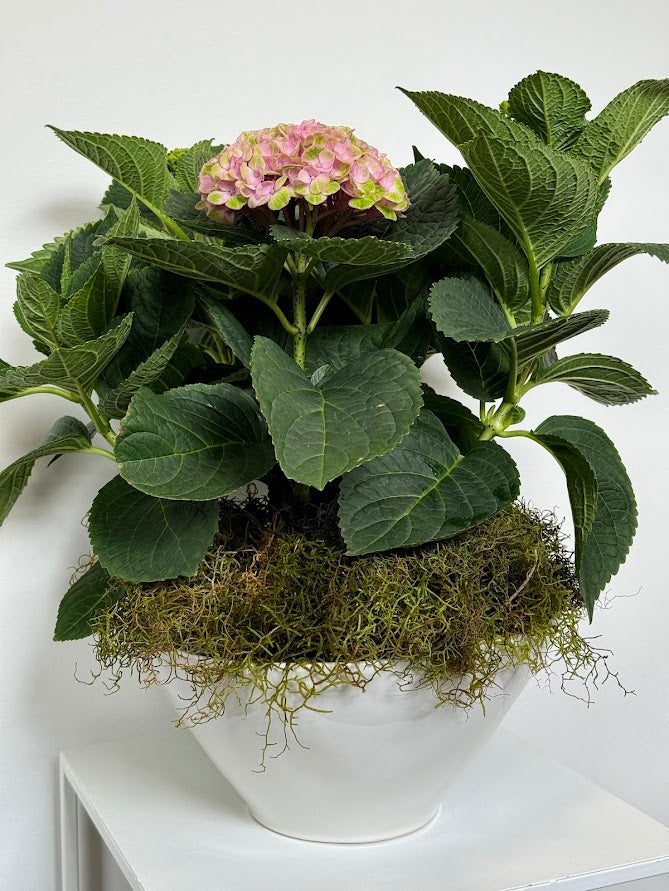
[60,729,669,891]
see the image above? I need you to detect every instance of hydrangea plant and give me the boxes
[1,72,667,644]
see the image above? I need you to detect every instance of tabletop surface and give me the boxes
[61,728,669,891]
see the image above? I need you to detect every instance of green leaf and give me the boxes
[251,337,423,490]
[507,71,591,148]
[375,261,431,322]
[7,212,119,291]
[0,315,133,400]
[105,237,286,299]
[14,273,61,348]
[439,338,510,401]
[89,475,219,582]
[115,383,276,499]
[571,79,669,183]
[535,416,637,617]
[324,161,458,291]
[547,242,669,315]
[163,191,263,244]
[172,140,220,192]
[270,226,412,265]
[0,417,93,527]
[421,389,484,452]
[398,88,538,148]
[460,134,599,267]
[443,165,505,230]
[533,353,655,405]
[512,309,609,364]
[338,410,519,555]
[531,431,598,612]
[53,562,122,641]
[49,128,171,210]
[98,267,195,390]
[429,276,512,342]
[446,215,530,316]
[55,201,141,346]
[374,160,460,259]
[556,178,611,260]
[304,300,429,374]
[98,328,185,419]
[200,293,253,367]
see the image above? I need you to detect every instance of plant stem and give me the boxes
[4,385,81,403]
[293,266,308,368]
[528,251,543,323]
[85,446,117,461]
[307,292,334,334]
[504,338,519,405]
[78,388,116,447]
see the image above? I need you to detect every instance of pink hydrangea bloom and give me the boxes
[197,121,409,224]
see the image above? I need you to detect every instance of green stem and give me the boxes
[78,388,116,447]
[139,198,190,241]
[504,338,519,405]
[528,251,543,323]
[253,293,298,335]
[293,268,308,368]
[307,292,333,334]
[539,262,554,303]
[3,385,81,403]
[85,446,117,461]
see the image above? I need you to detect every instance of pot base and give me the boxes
[248,805,442,844]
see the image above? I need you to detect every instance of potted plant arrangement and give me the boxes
[2,71,667,843]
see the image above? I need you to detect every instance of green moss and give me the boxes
[93,498,619,727]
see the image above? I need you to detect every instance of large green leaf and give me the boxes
[89,475,219,582]
[547,242,669,315]
[429,276,512,342]
[55,202,141,347]
[0,417,93,527]
[105,237,286,299]
[303,300,429,374]
[324,161,459,291]
[439,338,510,402]
[557,178,611,260]
[535,416,637,617]
[270,226,412,265]
[507,71,591,149]
[530,431,598,613]
[512,309,609,364]
[49,128,171,210]
[532,353,655,405]
[338,410,519,555]
[0,315,133,400]
[446,215,530,316]
[571,79,669,183]
[14,273,61,348]
[421,389,484,452]
[460,135,599,267]
[251,337,422,489]
[98,267,195,390]
[398,89,538,148]
[53,562,122,641]
[98,329,185,419]
[115,383,276,499]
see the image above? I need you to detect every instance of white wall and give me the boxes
[1,0,667,886]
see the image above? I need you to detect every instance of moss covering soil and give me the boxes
[93,496,622,727]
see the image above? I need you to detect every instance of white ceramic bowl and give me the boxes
[159,661,529,843]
